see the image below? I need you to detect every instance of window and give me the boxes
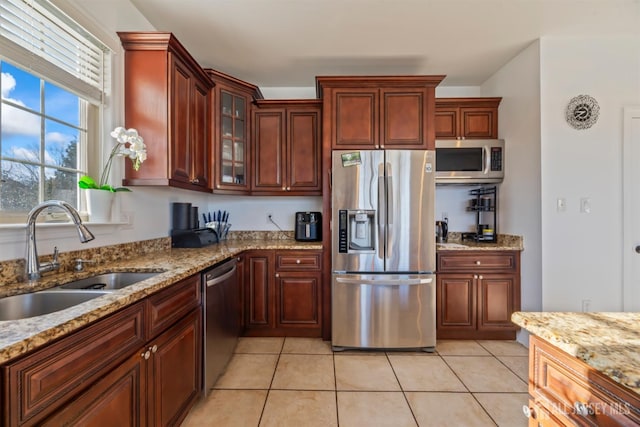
[0,0,109,223]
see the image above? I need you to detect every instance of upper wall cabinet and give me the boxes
[316,76,444,150]
[435,97,502,139]
[206,69,263,195]
[252,100,322,195]
[118,32,214,192]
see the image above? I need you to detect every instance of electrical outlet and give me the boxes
[266,213,273,224]
[580,197,591,214]
[442,212,448,222]
[557,198,567,212]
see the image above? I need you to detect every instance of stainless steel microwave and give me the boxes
[435,139,505,184]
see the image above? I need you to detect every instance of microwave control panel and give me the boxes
[490,147,503,171]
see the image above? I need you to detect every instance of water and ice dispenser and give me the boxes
[338,209,376,253]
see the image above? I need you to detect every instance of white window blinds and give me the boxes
[0,0,109,103]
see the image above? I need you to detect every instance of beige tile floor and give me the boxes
[182,337,529,427]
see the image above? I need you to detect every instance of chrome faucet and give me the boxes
[26,200,95,280]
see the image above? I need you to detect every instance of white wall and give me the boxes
[539,36,640,311]
[480,41,542,344]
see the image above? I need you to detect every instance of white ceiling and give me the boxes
[128,0,640,88]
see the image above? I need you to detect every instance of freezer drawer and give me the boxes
[331,273,436,351]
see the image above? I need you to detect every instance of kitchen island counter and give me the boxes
[0,238,321,364]
[512,311,640,394]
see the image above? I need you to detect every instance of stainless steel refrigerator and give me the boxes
[331,149,436,351]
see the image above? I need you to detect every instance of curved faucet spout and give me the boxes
[26,200,95,280]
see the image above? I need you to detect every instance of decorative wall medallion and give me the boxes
[566,94,600,130]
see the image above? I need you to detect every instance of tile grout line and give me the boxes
[255,338,286,427]
[385,352,421,427]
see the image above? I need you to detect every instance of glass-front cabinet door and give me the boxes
[220,91,246,187]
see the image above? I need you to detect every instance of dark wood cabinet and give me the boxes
[316,76,444,150]
[436,250,520,339]
[118,32,214,192]
[243,250,322,337]
[206,69,262,194]
[244,250,274,329]
[252,100,322,195]
[434,97,501,139]
[2,275,202,426]
[527,335,640,426]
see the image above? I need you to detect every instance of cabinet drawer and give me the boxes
[530,336,640,426]
[2,302,145,426]
[275,251,321,271]
[437,251,517,273]
[147,275,201,339]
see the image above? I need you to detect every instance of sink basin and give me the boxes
[58,271,161,291]
[0,290,112,321]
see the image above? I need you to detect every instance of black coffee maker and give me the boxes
[295,212,322,242]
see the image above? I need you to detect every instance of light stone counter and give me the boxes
[512,311,640,394]
[0,236,321,364]
[437,233,523,251]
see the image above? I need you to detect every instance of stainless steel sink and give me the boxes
[0,290,112,321]
[57,271,161,291]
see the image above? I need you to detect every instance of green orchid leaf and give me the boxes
[78,175,99,189]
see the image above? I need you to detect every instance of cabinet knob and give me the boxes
[190,178,200,184]
[522,405,535,419]
[296,259,301,264]
[150,344,158,353]
[478,275,483,280]
[473,275,478,279]
[141,350,150,360]
[574,402,594,416]
[282,186,286,190]
[275,273,280,278]
[286,187,291,191]
[475,261,481,265]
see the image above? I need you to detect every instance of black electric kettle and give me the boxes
[435,220,448,243]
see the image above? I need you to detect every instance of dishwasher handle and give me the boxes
[205,263,237,287]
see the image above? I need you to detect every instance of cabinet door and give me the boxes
[460,107,498,139]
[244,251,274,328]
[170,57,192,185]
[191,78,210,189]
[434,108,459,139]
[216,89,250,193]
[332,88,378,148]
[252,109,285,192]
[477,274,518,331]
[380,87,429,148]
[2,303,145,426]
[148,309,202,427]
[275,272,321,328]
[436,274,476,330]
[288,108,321,193]
[42,351,147,427]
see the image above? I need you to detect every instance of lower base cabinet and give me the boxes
[526,335,640,426]
[243,250,322,337]
[436,250,520,340]
[2,275,202,427]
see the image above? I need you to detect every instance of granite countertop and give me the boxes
[0,238,321,364]
[511,311,640,394]
[437,233,523,251]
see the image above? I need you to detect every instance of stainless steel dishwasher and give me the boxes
[202,257,239,393]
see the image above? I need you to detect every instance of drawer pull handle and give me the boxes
[522,405,535,419]
[574,402,594,416]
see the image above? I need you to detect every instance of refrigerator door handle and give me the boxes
[335,277,433,286]
[378,162,385,260]
[386,162,393,225]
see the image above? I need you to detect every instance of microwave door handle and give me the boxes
[483,146,490,174]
